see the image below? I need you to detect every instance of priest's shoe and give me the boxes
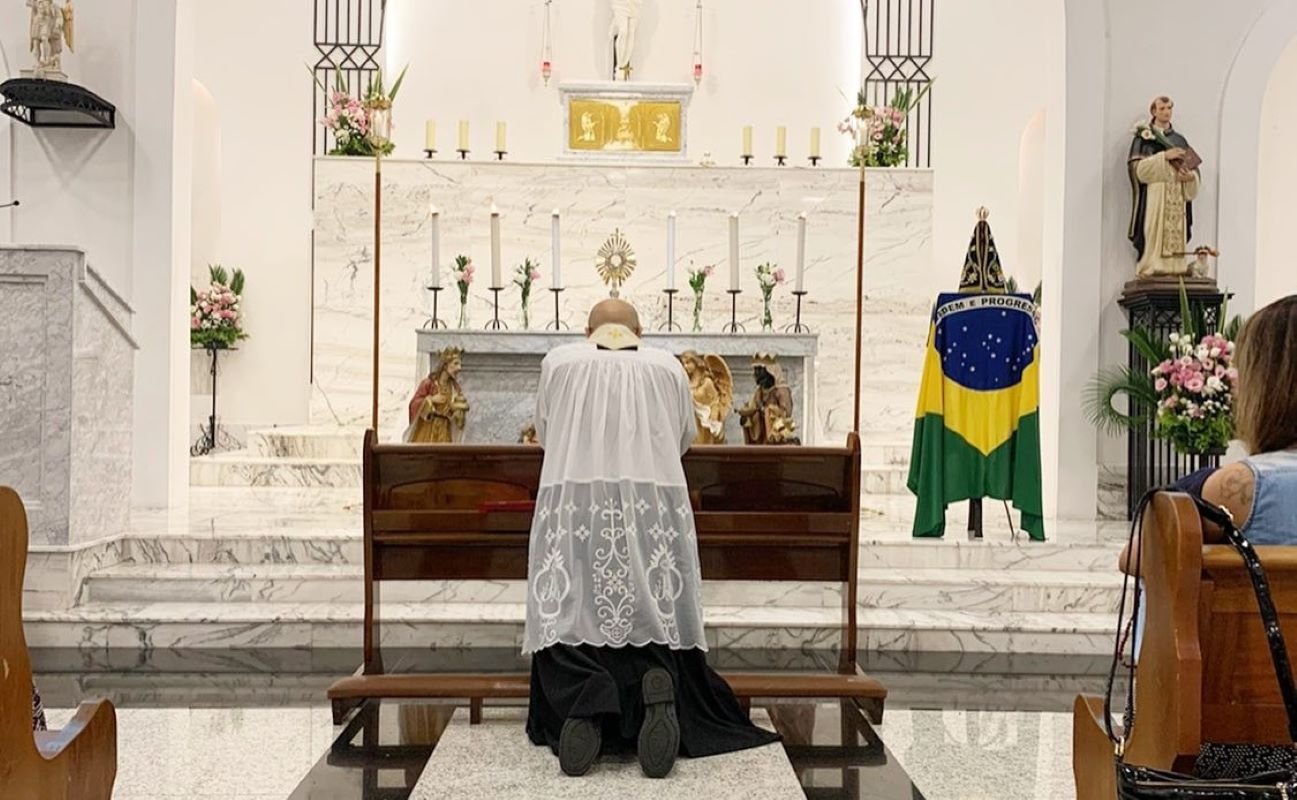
[638,668,680,778]
[559,716,602,777]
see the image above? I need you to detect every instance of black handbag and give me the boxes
[1105,491,1297,799]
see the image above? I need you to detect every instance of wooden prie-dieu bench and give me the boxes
[327,430,886,725]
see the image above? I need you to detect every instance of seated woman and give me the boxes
[1121,294,1297,574]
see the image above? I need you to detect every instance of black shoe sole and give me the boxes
[638,668,680,779]
[559,717,601,777]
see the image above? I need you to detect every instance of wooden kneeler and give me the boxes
[0,487,117,800]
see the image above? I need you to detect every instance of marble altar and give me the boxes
[311,158,933,441]
[415,329,818,444]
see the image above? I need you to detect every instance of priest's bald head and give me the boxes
[586,298,642,350]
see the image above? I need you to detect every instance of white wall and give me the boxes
[383,0,862,166]
[190,0,315,432]
[1255,37,1297,308]
[929,0,1066,292]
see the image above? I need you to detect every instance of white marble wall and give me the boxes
[0,245,136,548]
[311,158,934,443]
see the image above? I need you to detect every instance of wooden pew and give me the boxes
[1,487,117,800]
[1073,491,1297,799]
[328,431,886,724]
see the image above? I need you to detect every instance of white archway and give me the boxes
[1255,38,1297,307]
[1217,2,1297,314]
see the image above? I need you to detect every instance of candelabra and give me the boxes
[546,287,568,330]
[774,155,787,166]
[809,156,821,167]
[741,154,753,166]
[494,150,508,161]
[659,288,682,331]
[722,289,745,333]
[421,286,447,329]
[424,148,437,159]
[783,290,810,333]
[457,148,470,160]
[485,287,507,330]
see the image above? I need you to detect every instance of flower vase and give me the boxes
[691,293,704,332]
[457,298,470,329]
[520,298,531,331]
[761,292,774,332]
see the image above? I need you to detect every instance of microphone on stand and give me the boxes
[0,200,19,209]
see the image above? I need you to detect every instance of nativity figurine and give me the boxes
[405,347,470,443]
[738,354,800,446]
[679,350,733,445]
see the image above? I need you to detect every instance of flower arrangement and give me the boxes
[755,262,786,332]
[687,262,715,332]
[190,264,247,349]
[839,83,932,168]
[1131,120,1176,149]
[1149,331,1238,455]
[452,255,475,328]
[1086,283,1244,456]
[314,66,408,157]
[513,258,542,329]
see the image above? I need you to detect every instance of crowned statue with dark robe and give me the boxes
[1128,96,1202,279]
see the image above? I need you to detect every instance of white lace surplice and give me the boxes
[524,343,705,654]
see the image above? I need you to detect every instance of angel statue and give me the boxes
[679,350,733,445]
[609,0,642,80]
[404,347,470,444]
[738,354,800,446]
[26,0,74,81]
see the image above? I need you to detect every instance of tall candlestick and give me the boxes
[810,127,821,159]
[429,205,442,289]
[424,120,437,152]
[490,204,502,287]
[728,212,740,291]
[551,209,562,289]
[741,125,753,156]
[496,121,507,152]
[795,212,808,293]
[666,211,677,291]
[775,126,787,157]
[458,120,470,151]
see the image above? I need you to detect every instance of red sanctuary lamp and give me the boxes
[542,59,553,85]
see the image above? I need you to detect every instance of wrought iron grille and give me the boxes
[313,0,386,154]
[860,0,934,167]
[1119,289,1229,518]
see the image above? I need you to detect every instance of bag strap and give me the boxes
[1105,488,1154,754]
[1191,495,1297,744]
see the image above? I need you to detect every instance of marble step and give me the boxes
[24,602,1117,655]
[109,524,1121,574]
[189,453,361,488]
[248,426,365,459]
[82,565,838,608]
[83,564,1123,614]
[190,450,914,492]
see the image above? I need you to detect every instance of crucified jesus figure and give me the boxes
[609,0,642,81]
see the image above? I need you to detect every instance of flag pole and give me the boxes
[852,159,866,434]
[371,151,382,433]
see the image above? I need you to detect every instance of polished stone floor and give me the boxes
[32,647,1102,799]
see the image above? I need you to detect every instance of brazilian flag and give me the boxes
[906,293,1045,540]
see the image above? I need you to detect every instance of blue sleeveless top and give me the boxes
[1241,450,1297,545]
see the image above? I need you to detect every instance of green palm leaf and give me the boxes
[1120,327,1166,365]
[1084,366,1158,436]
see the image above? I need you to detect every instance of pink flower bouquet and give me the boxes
[190,265,247,349]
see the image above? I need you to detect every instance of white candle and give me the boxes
[429,205,441,289]
[810,127,821,159]
[551,209,562,289]
[496,121,507,152]
[742,125,753,156]
[795,212,808,293]
[458,120,469,151]
[666,211,677,291]
[490,204,502,287]
[775,126,787,157]
[728,212,740,291]
[424,120,436,152]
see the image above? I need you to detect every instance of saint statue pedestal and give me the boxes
[1117,281,1231,518]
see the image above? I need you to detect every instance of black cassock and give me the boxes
[527,643,781,758]
[1127,124,1195,260]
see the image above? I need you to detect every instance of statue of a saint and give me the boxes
[405,347,470,443]
[738,355,800,446]
[609,0,642,80]
[1128,96,1202,279]
[25,0,74,81]
[679,351,733,445]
